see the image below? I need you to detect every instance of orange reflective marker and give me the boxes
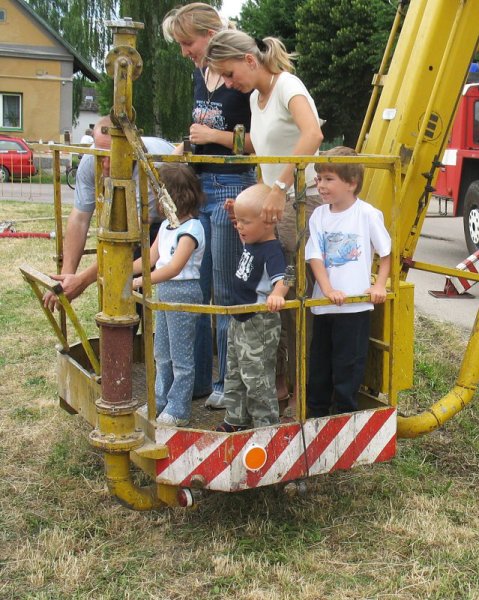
[243,444,267,471]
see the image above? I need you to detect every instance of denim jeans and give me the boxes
[155,279,202,420]
[194,170,256,396]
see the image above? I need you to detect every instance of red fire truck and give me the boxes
[433,82,479,254]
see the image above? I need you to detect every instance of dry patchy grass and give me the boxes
[1,201,479,600]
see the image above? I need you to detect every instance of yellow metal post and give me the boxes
[294,165,307,422]
[89,18,165,510]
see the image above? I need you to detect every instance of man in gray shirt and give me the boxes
[44,116,174,308]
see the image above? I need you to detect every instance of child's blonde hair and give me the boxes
[159,163,204,218]
[235,183,271,215]
[205,30,296,74]
[315,146,364,195]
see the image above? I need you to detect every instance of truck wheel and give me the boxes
[463,180,479,255]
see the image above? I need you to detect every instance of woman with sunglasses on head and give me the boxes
[163,3,256,409]
[205,30,324,416]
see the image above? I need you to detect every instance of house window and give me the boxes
[0,93,22,129]
[0,9,6,22]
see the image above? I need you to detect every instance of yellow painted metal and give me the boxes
[116,112,179,226]
[19,264,100,375]
[57,348,100,426]
[358,0,479,436]
[294,165,307,422]
[52,148,67,338]
[89,18,164,511]
[356,2,407,151]
[398,308,479,437]
[359,0,479,262]
[103,453,166,511]
[365,283,414,401]
[138,168,157,422]
[24,2,479,508]
[405,260,479,283]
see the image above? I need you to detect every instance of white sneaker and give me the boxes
[156,412,189,427]
[204,390,225,409]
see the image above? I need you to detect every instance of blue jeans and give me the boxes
[194,170,256,396]
[155,280,202,420]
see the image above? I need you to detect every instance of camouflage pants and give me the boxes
[223,312,281,428]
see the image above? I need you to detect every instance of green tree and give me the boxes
[27,0,114,65]
[296,0,395,146]
[238,0,307,51]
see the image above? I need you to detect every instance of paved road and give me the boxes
[0,181,74,204]
[408,198,479,332]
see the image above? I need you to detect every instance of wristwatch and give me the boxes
[273,179,287,193]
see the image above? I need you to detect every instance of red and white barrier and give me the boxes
[447,250,479,294]
[155,407,397,492]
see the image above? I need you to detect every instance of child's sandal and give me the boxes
[214,422,248,433]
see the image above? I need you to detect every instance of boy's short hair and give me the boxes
[315,146,364,195]
[235,183,271,215]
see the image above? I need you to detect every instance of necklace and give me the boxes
[198,67,222,124]
[202,67,221,101]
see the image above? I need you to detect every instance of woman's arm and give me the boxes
[189,124,253,154]
[261,95,324,223]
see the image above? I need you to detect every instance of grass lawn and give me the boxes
[1,200,478,600]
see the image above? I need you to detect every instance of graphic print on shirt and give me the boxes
[320,231,362,268]
[236,250,254,282]
[193,101,226,130]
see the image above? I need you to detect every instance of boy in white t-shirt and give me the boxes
[305,147,391,417]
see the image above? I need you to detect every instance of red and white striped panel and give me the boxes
[155,407,396,492]
[448,250,479,294]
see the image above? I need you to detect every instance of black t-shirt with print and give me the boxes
[192,68,252,174]
[233,239,286,321]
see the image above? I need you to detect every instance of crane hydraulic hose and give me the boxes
[397,308,479,437]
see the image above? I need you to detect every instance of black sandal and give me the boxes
[214,422,249,433]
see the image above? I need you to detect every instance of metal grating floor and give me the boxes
[132,363,226,430]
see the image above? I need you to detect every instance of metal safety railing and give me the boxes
[130,151,402,424]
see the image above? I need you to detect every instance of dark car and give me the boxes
[0,134,36,182]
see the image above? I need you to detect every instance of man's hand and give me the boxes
[42,271,93,312]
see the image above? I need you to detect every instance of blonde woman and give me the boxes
[206,30,324,415]
[163,4,256,408]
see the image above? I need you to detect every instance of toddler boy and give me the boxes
[216,184,290,431]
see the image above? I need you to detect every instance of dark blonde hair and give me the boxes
[315,146,364,195]
[205,30,295,74]
[159,163,204,218]
[162,2,231,43]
